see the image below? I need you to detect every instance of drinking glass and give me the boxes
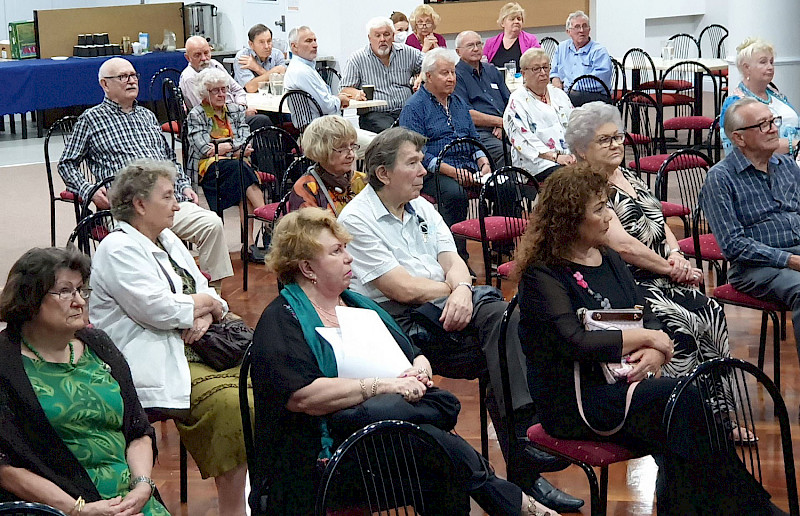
[504,61,517,78]
[258,81,270,95]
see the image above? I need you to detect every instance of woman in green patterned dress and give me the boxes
[0,247,169,516]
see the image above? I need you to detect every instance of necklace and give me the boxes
[22,336,75,366]
[530,88,548,104]
[739,82,771,105]
[309,297,345,327]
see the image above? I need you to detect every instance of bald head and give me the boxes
[185,36,212,71]
[98,57,133,82]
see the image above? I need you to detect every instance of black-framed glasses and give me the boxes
[735,116,782,133]
[48,286,91,301]
[333,143,360,155]
[522,65,551,74]
[594,133,626,147]
[103,72,140,83]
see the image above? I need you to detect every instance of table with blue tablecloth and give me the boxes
[0,51,186,138]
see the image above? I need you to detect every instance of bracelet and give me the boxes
[668,249,685,257]
[71,496,85,515]
[371,377,379,398]
[129,475,156,496]
[359,378,368,401]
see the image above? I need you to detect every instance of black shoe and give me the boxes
[245,244,265,264]
[523,445,571,473]
[528,476,584,513]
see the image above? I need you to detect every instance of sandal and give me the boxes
[525,494,558,516]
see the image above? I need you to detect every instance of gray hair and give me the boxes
[519,48,549,70]
[735,37,775,74]
[366,16,394,35]
[364,127,427,191]
[194,67,231,101]
[98,57,132,82]
[421,48,459,76]
[110,159,177,223]
[566,10,589,31]
[565,101,623,156]
[723,97,762,139]
[455,31,481,49]
[288,26,311,46]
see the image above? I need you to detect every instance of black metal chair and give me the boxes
[567,74,612,105]
[79,176,116,221]
[432,136,494,219]
[699,24,729,59]
[161,78,188,157]
[317,65,341,92]
[315,420,462,516]
[0,502,68,515]
[663,358,799,516]
[610,58,627,103]
[622,48,659,92]
[659,60,719,150]
[66,209,117,256]
[618,90,664,185]
[278,89,324,135]
[668,33,701,59]
[148,66,183,114]
[539,37,559,60]
[653,148,713,239]
[238,344,261,513]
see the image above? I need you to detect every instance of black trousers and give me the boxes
[359,109,401,133]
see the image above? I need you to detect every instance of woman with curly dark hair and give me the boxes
[513,164,780,514]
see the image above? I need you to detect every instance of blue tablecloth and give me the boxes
[0,52,186,116]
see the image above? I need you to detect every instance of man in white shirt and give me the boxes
[233,24,286,92]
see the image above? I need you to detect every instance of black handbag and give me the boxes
[190,318,253,371]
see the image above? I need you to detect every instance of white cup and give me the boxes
[131,42,142,56]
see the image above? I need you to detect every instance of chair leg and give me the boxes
[599,465,609,516]
[479,377,489,460]
[180,439,188,503]
[757,312,767,372]
[780,311,787,340]
[50,200,57,247]
[577,461,603,516]
[769,310,781,390]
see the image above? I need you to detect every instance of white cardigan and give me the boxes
[90,221,228,409]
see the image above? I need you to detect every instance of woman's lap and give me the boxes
[200,159,260,213]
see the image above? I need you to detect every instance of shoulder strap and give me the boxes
[307,167,340,216]
[573,362,639,436]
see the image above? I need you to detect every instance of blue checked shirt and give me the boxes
[701,147,800,268]
[58,97,191,202]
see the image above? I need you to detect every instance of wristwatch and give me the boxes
[456,281,475,293]
[129,475,156,496]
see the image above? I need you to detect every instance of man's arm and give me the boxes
[371,266,452,305]
[549,44,565,89]
[469,109,503,129]
[591,46,613,90]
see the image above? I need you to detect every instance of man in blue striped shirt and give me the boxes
[701,97,800,354]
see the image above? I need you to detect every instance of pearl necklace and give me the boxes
[22,337,75,366]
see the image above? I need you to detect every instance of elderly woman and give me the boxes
[504,48,575,181]
[251,207,556,516]
[406,4,446,52]
[721,37,800,157]
[0,247,168,516]
[287,115,367,215]
[186,67,266,262]
[515,164,777,514]
[484,3,541,71]
[89,160,250,516]
[391,11,410,44]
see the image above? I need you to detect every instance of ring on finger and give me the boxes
[404,389,410,398]
[413,389,419,396]
[646,371,655,379]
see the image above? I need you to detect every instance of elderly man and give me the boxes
[549,10,612,106]
[233,24,286,92]
[399,48,490,262]
[454,30,510,167]
[702,97,800,366]
[341,17,423,133]
[58,57,233,286]
[284,26,350,115]
[338,127,584,513]
[180,35,272,130]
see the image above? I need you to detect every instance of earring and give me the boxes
[310,276,317,285]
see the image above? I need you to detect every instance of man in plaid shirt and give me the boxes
[58,57,233,286]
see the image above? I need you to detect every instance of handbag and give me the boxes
[190,318,253,371]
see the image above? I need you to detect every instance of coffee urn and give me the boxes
[182,2,220,50]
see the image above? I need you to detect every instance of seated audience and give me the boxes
[504,48,575,181]
[341,17,424,133]
[406,4,446,52]
[484,2,541,71]
[515,164,779,514]
[549,11,612,107]
[338,127,585,513]
[186,67,266,263]
[399,48,491,262]
[233,24,287,92]
[252,207,556,516]
[89,160,249,516]
[0,247,168,516]
[721,37,800,157]
[58,57,233,289]
[288,115,367,215]
[390,10,410,44]
[702,97,800,372]
[455,30,511,167]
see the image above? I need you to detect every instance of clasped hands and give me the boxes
[205,142,253,158]
[76,483,150,516]
[624,328,674,383]
[667,253,702,285]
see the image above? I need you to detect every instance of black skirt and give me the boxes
[200,158,259,213]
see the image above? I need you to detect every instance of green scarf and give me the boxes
[280,282,414,458]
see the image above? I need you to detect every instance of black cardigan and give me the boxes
[0,328,157,503]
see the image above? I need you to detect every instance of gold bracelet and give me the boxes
[371,377,379,398]
[71,496,85,515]
[359,378,368,401]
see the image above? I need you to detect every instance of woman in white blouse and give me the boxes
[504,48,576,181]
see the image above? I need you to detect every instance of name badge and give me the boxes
[490,83,499,89]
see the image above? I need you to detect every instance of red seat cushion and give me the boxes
[451,217,527,241]
[678,234,723,260]
[526,424,638,467]
[632,154,669,172]
[661,201,689,218]
[660,93,694,106]
[662,79,693,91]
[89,226,110,241]
[638,80,659,90]
[497,261,515,278]
[712,69,728,77]
[161,121,180,133]
[663,116,715,131]
[634,153,708,173]
[200,270,211,281]
[253,202,279,221]
[624,133,652,145]
[256,171,276,183]
[713,284,786,312]
[60,190,75,201]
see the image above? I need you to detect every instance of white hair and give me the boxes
[455,31,481,49]
[422,48,459,76]
[98,57,132,83]
[194,67,231,100]
[366,17,394,35]
[566,10,589,31]
[288,26,311,46]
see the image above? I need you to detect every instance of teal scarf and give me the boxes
[280,283,414,458]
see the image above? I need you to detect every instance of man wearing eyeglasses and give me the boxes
[58,57,233,289]
[702,97,800,362]
[549,10,612,107]
[454,31,510,167]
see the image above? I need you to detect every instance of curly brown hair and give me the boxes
[512,163,611,277]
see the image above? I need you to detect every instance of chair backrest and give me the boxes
[698,24,729,59]
[67,209,117,255]
[705,115,722,163]
[240,126,302,202]
[80,176,116,220]
[668,33,701,59]
[622,48,657,88]
[653,149,713,235]
[497,295,520,453]
[162,78,188,154]
[238,345,257,492]
[663,357,799,516]
[278,89,324,134]
[539,37,559,59]
[148,67,183,114]
[0,502,68,515]
[45,115,94,201]
[610,57,627,99]
[568,74,611,98]
[278,155,313,199]
[315,420,462,516]
[618,90,663,157]
[433,136,495,220]
[317,65,341,92]
[660,59,720,116]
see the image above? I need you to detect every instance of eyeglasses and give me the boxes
[522,65,551,74]
[570,23,590,31]
[48,287,91,301]
[735,116,782,133]
[103,72,140,83]
[209,86,229,95]
[459,41,483,49]
[333,143,360,155]
[415,21,433,28]
[594,133,626,147]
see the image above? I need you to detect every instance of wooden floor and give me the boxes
[150,241,800,515]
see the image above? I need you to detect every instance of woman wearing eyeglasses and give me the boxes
[503,48,575,182]
[186,67,266,262]
[0,247,169,515]
[406,5,446,53]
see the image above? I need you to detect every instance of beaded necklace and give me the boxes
[739,82,771,105]
[571,270,612,309]
[22,336,75,366]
